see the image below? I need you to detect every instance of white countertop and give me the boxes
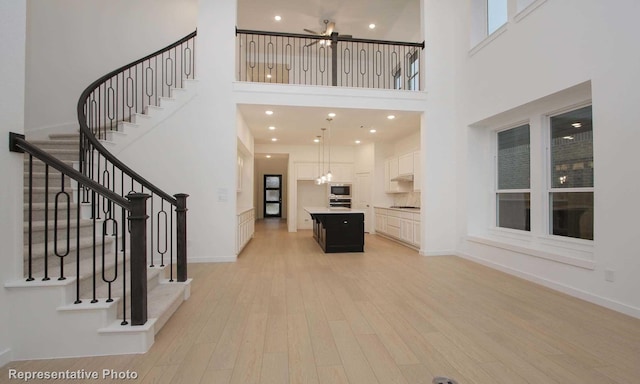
[374,206,421,212]
[304,207,366,214]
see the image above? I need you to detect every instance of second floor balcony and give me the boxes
[236,28,424,91]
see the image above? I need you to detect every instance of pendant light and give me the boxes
[320,128,327,184]
[326,117,333,182]
[315,135,322,185]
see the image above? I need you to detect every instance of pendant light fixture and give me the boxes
[320,128,327,184]
[326,117,333,182]
[315,135,322,185]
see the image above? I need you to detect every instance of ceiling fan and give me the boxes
[304,19,335,38]
[303,19,351,46]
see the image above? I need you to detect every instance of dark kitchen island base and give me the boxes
[306,208,365,253]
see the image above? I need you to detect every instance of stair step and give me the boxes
[28,139,79,150]
[49,133,80,141]
[24,219,94,245]
[24,148,78,162]
[24,232,117,263]
[25,202,78,221]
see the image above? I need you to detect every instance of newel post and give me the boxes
[175,193,189,282]
[127,192,150,326]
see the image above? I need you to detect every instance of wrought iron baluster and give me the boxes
[54,174,71,280]
[43,164,50,281]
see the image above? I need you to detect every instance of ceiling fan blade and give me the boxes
[340,34,353,39]
[304,28,319,35]
[304,40,320,47]
[325,22,335,35]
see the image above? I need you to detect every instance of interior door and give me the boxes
[264,174,282,218]
[354,172,373,233]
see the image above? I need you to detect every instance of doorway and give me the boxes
[264,174,283,217]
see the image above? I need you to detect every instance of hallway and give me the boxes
[1,220,639,383]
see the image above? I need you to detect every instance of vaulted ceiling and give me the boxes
[236,0,422,147]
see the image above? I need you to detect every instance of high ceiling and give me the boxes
[236,0,422,148]
[237,0,420,41]
[238,104,421,147]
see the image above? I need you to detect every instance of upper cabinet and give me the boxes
[398,152,414,176]
[296,162,353,183]
[385,150,420,193]
[413,151,421,192]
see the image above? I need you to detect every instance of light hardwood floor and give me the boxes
[2,218,639,383]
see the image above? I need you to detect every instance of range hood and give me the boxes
[391,173,414,182]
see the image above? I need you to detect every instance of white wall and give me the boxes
[237,111,255,211]
[445,0,640,317]
[25,0,198,137]
[116,0,237,263]
[0,0,27,366]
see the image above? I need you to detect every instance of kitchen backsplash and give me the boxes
[393,191,421,207]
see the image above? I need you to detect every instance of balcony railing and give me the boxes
[236,29,424,91]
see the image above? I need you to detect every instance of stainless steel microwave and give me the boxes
[329,184,351,198]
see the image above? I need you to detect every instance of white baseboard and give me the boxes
[188,255,237,263]
[420,249,456,257]
[0,347,12,368]
[456,251,640,320]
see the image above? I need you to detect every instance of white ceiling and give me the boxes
[236,0,422,148]
[237,0,420,41]
[238,104,421,147]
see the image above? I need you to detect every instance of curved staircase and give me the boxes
[5,31,196,361]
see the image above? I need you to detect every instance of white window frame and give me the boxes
[406,50,420,91]
[544,102,594,243]
[493,122,531,233]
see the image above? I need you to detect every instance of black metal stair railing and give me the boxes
[71,31,196,325]
[236,28,424,90]
[10,132,160,326]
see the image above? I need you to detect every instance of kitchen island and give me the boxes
[304,207,365,253]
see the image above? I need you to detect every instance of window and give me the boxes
[406,51,419,91]
[549,105,593,240]
[496,124,531,231]
[393,67,402,90]
[487,0,508,35]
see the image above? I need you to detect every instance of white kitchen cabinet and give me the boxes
[398,152,414,175]
[375,207,421,250]
[388,156,399,180]
[413,151,421,192]
[385,157,410,193]
[400,219,414,243]
[413,220,421,247]
[329,163,353,182]
[374,209,387,233]
[237,208,255,254]
[296,163,318,180]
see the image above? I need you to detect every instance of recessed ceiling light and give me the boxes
[387,115,395,120]
[271,138,277,142]
[571,122,582,128]
[274,15,281,21]
[563,136,574,140]
[266,155,272,158]
[266,74,272,79]
[369,23,376,29]
[355,140,361,144]
[369,129,377,133]
[268,126,276,130]
[328,112,336,117]
[265,110,274,115]
[314,138,320,143]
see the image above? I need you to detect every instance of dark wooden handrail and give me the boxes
[76,31,197,206]
[10,132,131,209]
